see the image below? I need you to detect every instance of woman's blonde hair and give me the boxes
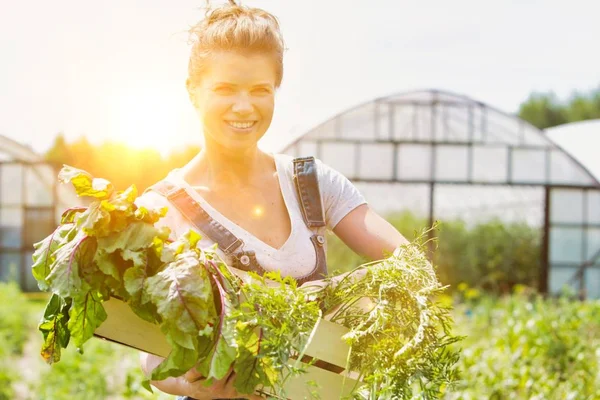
[187,0,285,90]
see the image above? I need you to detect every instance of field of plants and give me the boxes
[1,279,599,400]
[2,213,598,399]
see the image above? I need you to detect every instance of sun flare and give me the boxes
[108,88,195,154]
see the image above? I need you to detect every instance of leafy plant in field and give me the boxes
[449,292,600,399]
[0,282,31,355]
[0,364,16,400]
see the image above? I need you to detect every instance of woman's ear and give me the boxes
[186,78,197,106]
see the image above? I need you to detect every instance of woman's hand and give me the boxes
[140,352,264,399]
[183,368,265,400]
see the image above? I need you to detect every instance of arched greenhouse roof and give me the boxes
[279,89,600,189]
[545,119,600,182]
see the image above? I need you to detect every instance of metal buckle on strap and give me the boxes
[223,238,244,255]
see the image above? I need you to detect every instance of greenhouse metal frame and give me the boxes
[0,136,61,291]
[279,89,600,298]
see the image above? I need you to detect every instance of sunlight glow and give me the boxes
[253,206,264,218]
[108,87,192,154]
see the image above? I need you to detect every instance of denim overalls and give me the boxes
[149,156,328,400]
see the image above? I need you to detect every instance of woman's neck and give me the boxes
[183,144,274,190]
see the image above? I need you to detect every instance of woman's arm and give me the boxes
[301,204,409,309]
[332,204,409,261]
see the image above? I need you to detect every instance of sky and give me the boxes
[1,0,599,156]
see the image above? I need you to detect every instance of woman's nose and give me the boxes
[231,93,253,115]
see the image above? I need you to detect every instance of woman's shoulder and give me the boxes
[134,169,182,209]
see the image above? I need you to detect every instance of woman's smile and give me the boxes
[225,120,258,133]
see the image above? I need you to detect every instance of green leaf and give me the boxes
[145,254,217,345]
[123,251,157,323]
[196,271,237,381]
[58,165,114,199]
[234,328,273,395]
[76,201,112,237]
[67,290,107,349]
[93,249,122,284]
[150,337,200,381]
[46,233,92,298]
[38,294,72,364]
[60,207,87,224]
[32,224,76,290]
[97,221,164,254]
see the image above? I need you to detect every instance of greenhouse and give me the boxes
[546,119,600,181]
[0,136,78,291]
[278,89,600,298]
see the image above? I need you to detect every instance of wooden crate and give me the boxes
[94,297,359,399]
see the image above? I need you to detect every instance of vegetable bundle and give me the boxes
[32,166,460,399]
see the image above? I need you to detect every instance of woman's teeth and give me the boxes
[227,121,255,129]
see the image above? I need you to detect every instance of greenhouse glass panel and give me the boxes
[434,185,542,225]
[321,143,356,178]
[0,252,20,283]
[435,145,468,182]
[511,149,546,183]
[548,266,578,294]
[375,102,391,140]
[1,163,23,205]
[0,208,22,248]
[24,208,55,248]
[486,111,521,145]
[549,150,596,186]
[415,106,434,141]
[585,267,600,298]
[471,105,486,143]
[297,141,318,158]
[23,251,38,292]
[523,124,551,147]
[339,104,375,140]
[305,118,337,140]
[392,105,416,141]
[587,191,600,224]
[471,146,508,183]
[585,228,600,261]
[396,144,432,181]
[354,182,430,217]
[358,143,394,180]
[25,165,55,206]
[549,227,584,264]
[550,189,584,224]
[443,105,470,143]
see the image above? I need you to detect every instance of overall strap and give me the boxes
[149,180,244,255]
[147,180,264,273]
[293,157,326,227]
[292,156,328,283]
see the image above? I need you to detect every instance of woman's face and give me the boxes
[189,51,277,153]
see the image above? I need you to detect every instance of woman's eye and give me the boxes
[214,87,234,94]
[252,88,272,95]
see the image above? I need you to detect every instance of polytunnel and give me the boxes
[0,135,79,291]
[278,89,600,298]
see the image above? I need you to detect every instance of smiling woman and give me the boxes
[108,86,193,153]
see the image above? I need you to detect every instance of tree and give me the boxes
[518,85,600,129]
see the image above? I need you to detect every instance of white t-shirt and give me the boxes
[135,153,367,280]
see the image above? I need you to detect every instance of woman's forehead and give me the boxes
[202,51,278,85]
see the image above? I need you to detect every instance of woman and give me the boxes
[137,1,408,398]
